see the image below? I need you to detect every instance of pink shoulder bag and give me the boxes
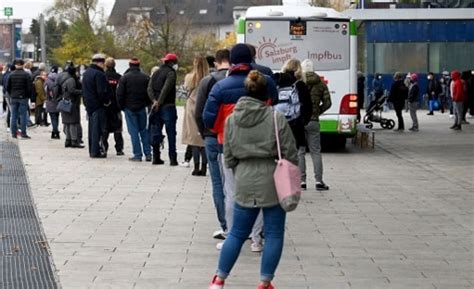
[273,111,301,212]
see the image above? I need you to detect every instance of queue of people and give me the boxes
[359,70,473,132]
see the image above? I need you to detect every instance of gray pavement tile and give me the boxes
[5,108,472,288]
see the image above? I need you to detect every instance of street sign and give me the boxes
[4,7,13,17]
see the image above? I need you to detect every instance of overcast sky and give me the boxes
[0,0,115,31]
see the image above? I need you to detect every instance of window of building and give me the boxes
[429,42,474,72]
[374,43,428,73]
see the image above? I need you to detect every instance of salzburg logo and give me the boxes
[256,37,298,65]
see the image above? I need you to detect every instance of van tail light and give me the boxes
[340,94,358,115]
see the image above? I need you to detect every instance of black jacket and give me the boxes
[151,64,177,107]
[117,67,151,111]
[251,61,273,77]
[408,83,420,103]
[105,68,122,112]
[272,72,312,148]
[389,80,407,109]
[7,69,32,99]
[82,64,110,115]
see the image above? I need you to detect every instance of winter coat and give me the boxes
[116,67,151,112]
[304,71,331,122]
[273,71,312,148]
[61,76,82,124]
[357,75,365,105]
[372,77,384,95]
[251,61,273,77]
[224,97,298,208]
[389,79,407,110]
[203,64,278,144]
[34,77,46,106]
[195,69,228,138]
[408,82,420,103]
[427,78,441,100]
[82,64,110,115]
[451,71,465,103]
[182,73,205,147]
[150,63,177,108]
[7,69,32,99]
[105,68,122,113]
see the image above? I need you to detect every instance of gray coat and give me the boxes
[61,76,82,124]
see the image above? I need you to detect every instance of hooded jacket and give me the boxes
[224,97,298,208]
[451,71,465,103]
[304,72,331,121]
[203,64,278,144]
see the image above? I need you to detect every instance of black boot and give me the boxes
[65,139,72,148]
[71,140,85,148]
[152,155,165,165]
[170,156,178,166]
[200,164,207,177]
[192,163,201,176]
[55,132,60,139]
[51,132,56,139]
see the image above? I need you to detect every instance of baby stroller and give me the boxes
[363,94,395,129]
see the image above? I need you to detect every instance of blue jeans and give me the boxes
[50,112,60,133]
[88,108,107,157]
[149,106,177,159]
[217,203,286,282]
[124,108,151,159]
[10,98,29,137]
[205,137,226,231]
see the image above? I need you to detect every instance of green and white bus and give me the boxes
[236,0,358,148]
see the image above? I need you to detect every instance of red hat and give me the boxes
[161,53,177,62]
[410,73,418,81]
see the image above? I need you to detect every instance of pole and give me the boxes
[39,14,47,63]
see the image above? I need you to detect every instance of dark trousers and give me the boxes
[88,108,107,157]
[191,145,207,165]
[395,107,404,129]
[35,106,45,125]
[149,106,177,159]
[50,113,60,133]
[103,132,124,154]
[184,145,192,162]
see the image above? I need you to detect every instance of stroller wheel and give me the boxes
[381,121,388,129]
[363,115,370,124]
[387,119,395,129]
[366,123,373,129]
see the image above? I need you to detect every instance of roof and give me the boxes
[246,5,346,19]
[107,0,280,27]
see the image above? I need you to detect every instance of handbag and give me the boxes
[56,98,73,113]
[273,111,301,212]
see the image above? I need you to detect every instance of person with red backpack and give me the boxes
[450,70,465,131]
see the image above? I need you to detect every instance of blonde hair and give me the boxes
[282,58,303,80]
[24,61,33,70]
[187,56,209,91]
[105,57,116,69]
[245,70,268,101]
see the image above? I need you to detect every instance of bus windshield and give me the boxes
[245,19,350,71]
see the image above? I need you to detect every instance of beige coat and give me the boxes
[182,73,204,147]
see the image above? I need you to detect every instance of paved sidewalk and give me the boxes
[2,108,473,289]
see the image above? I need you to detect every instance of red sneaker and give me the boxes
[257,283,274,289]
[208,275,225,289]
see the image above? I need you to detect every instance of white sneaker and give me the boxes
[449,114,454,119]
[212,230,226,240]
[216,241,224,250]
[179,161,190,168]
[250,242,263,252]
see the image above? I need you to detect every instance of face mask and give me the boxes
[378,76,382,79]
[172,64,179,71]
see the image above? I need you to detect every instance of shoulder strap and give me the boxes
[273,111,282,160]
